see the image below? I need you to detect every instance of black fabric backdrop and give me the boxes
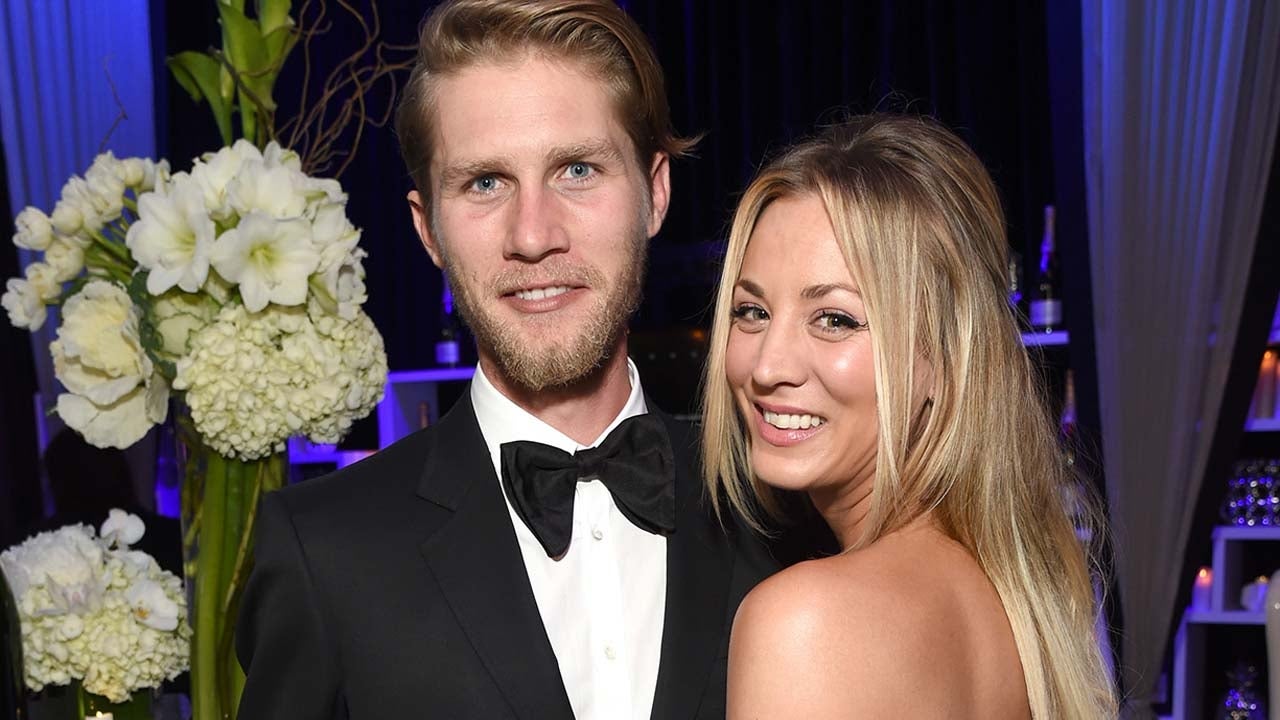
[1,0,1060,542]
[157,0,1057,367]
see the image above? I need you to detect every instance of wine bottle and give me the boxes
[435,277,461,367]
[1,569,27,719]
[1007,250,1024,310]
[1029,205,1062,332]
[1060,369,1078,468]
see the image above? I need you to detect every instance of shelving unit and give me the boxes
[288,366,476,473]
[1171,526,1279,719]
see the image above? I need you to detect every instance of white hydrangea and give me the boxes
[173,302,387,460]
[0,514,190,702]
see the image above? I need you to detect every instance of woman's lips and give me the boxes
[752,403,827,446]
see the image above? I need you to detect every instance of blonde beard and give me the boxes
[438,229,648,394]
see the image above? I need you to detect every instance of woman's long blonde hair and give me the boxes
[702,114,1117,718]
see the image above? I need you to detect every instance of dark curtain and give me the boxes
[0,136,42,549]
[160,0,1057,370]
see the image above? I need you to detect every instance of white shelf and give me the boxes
[1244,416,1280,432]
[1212,525,1280,541]
[1021,329,1069,347]
[1183,609,1266,625]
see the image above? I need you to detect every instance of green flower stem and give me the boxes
[193,451,228,720]
[89,228,132,264]
[123,195,138,214]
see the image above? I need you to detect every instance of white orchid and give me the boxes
[13,206,53,251]
[126,178,216,294]
[2,277,46,330]
[100,509,146,548]
[124,578,180,632]
[210,211,318,312]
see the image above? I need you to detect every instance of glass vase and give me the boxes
[27,681,151,720]
[175,417,285,720]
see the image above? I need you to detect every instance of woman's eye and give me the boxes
[816,312,864,332]
[563,162,594,180]
[730,304,768,325]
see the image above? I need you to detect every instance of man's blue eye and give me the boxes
[566,163,592,179]
[472,176,498,192]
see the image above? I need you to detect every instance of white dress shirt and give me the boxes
[470,359,667,720]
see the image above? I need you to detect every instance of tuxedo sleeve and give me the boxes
[236,491,345,719]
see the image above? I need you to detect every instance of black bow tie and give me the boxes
[499,413,677,558]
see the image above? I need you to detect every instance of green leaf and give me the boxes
[218,2,269,81]
[256,0,293,36]
[262,24,299,74]
[167,51,233,145]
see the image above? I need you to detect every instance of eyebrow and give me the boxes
[436,138,625,191]
[734,279,861,300]
[800,282,861,300]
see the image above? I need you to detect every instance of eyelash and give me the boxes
[815,311,865,333]
[464,162,597,196]
[729,304,866,335]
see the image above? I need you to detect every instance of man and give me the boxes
[235,1,778,718]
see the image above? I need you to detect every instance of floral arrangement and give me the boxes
[0,510,190,703]
[1,141,387,461]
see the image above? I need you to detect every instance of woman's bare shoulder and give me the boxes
[727,524,1024,719]
[727,552,942,718]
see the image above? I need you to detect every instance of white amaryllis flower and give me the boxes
[126,178,216,294]
[263,141,302,171]
[210,211,318,312]
[2,277,46,330]
[124,578,180,631]
[44,237,86,282]
[100,509,145,548]
[13,206,53,251]
[190,139,263,219]
[225,159,308,219]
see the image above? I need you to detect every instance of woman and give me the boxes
[701,114,1117,718]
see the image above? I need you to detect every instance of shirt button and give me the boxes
[591,525,604,541]
[604,645,617,660]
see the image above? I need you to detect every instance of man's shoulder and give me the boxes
[265,425,445,532]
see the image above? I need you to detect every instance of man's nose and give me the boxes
[504,185,570,262]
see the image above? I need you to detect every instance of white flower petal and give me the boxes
[100,509,146,547]
[2,277,46,330]
[13,207,53,251]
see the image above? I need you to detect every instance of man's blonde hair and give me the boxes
[702,114,1117,718]
[394,0,696,202]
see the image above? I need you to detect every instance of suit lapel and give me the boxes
[417,395,575,720]
[649,409,735,720]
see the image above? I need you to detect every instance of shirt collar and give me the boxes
[470,357,649,459]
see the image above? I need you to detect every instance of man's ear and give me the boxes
[646,152,671,238]
[407,190,444,269]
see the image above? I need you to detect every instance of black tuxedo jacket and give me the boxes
[235,392,780,719]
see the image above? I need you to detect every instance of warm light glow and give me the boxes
[1196,567,1212,583]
